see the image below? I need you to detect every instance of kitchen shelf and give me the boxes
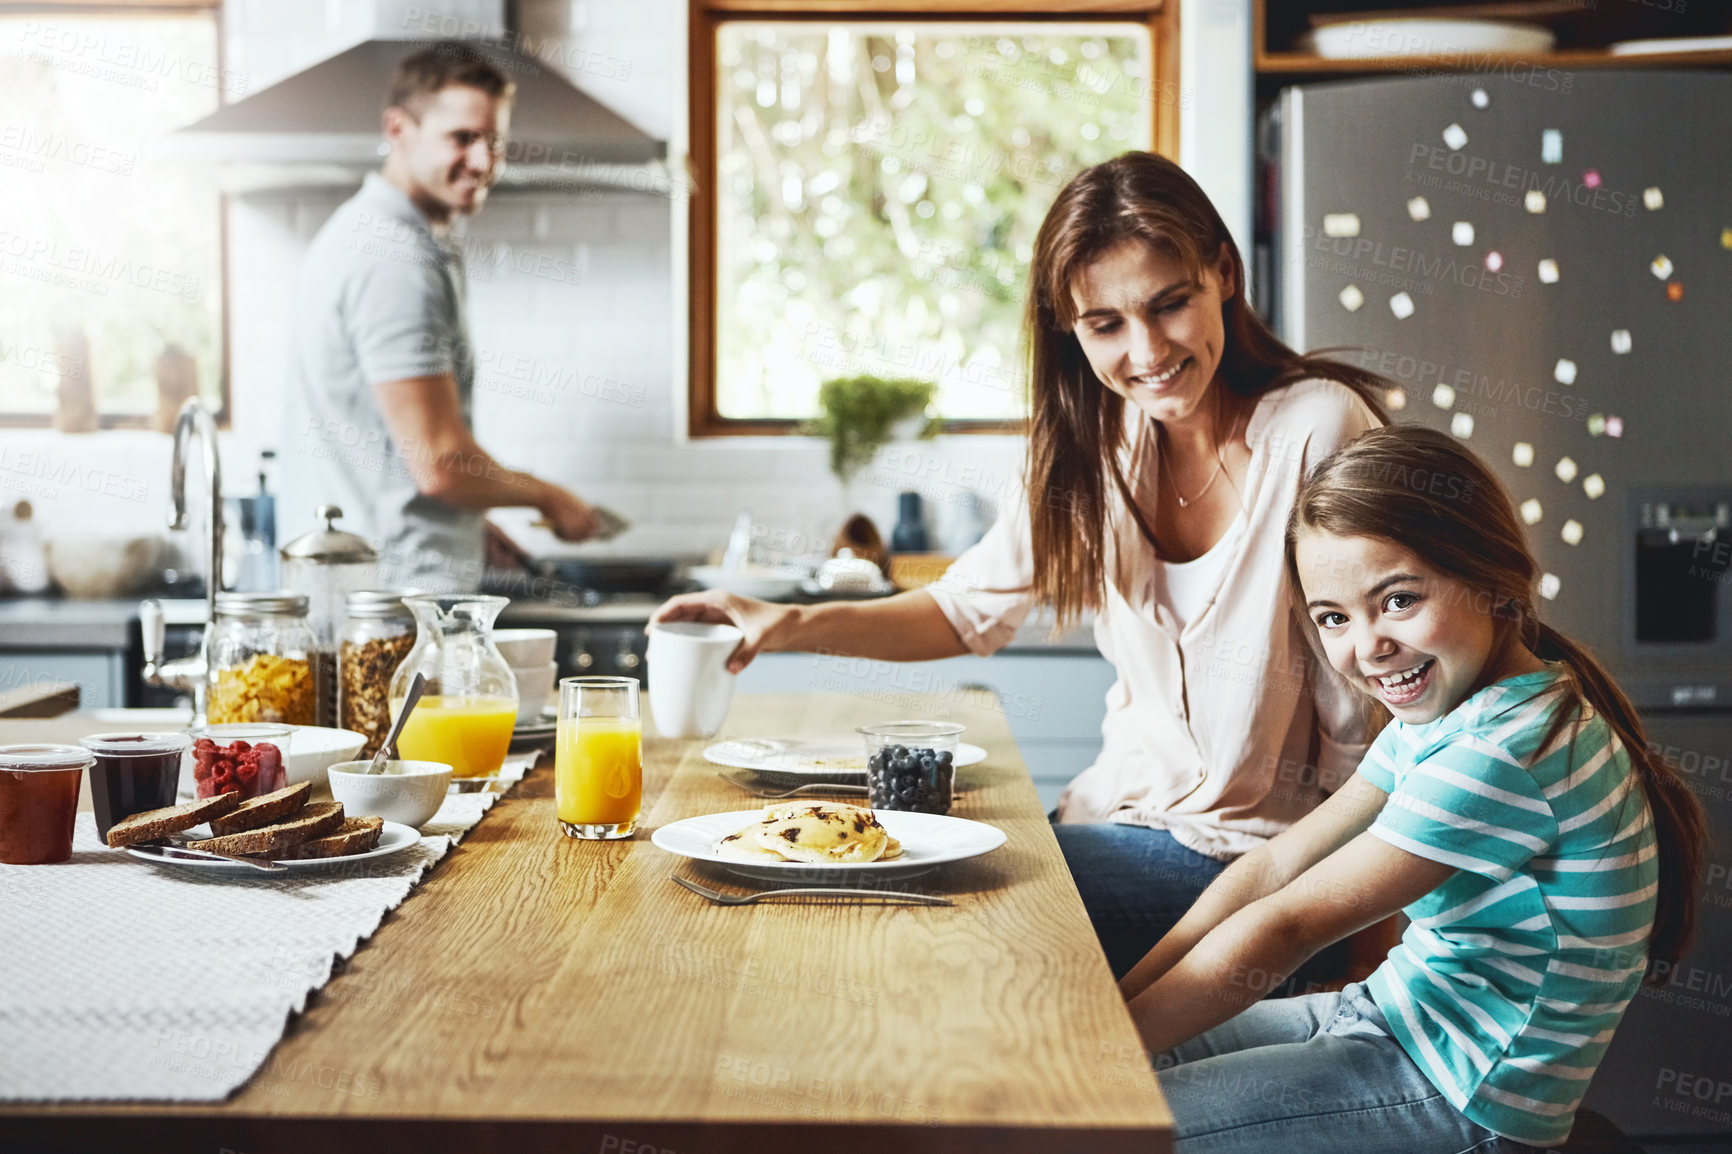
[1256,46,1732,74]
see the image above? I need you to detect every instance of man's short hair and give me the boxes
[386,42,514,118]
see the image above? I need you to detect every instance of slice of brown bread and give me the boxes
[207,781,311,836]
[187,801,344,857]
[287,816,385,860]
[106,792,243,848]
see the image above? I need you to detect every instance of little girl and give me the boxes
[1119,425,1705,1152]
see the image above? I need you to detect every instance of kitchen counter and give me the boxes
[0,694,1170,1152]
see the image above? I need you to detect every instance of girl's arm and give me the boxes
[1126,832,1457,1055]
[1118,772,1389,1001]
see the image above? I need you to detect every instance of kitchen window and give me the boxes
[0,3,229,430]
[689,0,1176,437]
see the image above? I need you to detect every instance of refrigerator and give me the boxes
[1268,71,1732,1144]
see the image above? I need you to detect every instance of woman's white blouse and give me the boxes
[926,378,1381,860]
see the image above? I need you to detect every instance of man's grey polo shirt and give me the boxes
[282,172,484,592]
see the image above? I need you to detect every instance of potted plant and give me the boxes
[802,376,938,488]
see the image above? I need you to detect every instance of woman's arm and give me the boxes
[1127,833,1456,1055]
[650,588,969,673]
[1118,773,1389,1001]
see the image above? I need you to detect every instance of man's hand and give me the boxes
[484,520,531,572]
[539,485,602,543]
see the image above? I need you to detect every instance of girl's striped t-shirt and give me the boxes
[1359,670,1657,1147]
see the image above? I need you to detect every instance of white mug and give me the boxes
[646,621,743,739]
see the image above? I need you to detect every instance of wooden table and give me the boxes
[0,694,1171,1153]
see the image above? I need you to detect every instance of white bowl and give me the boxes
[493,628,558,666]
[1300,19,1555,60]
[511,661,558,723]
[688,564,806,601]
[327,760,453,827]
[284,726,367,789]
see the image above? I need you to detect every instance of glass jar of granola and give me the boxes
[204,592,317,726]
[339,590,415,759]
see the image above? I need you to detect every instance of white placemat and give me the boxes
[0,752,538,1102]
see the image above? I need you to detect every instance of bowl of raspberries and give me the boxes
[189,724,292,800]
[858,720,964,815]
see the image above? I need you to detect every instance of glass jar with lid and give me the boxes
[339,590,415,759]
[205,591,317,726]
[280,505,379,728]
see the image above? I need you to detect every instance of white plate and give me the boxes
[1299,19,1554,60]
[653,808,1006,883]
[703,737,987,781]
[123,821,423,875]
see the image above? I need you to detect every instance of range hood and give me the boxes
[167,38,663,174]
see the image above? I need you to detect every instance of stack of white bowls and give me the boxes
[492,628,559,725]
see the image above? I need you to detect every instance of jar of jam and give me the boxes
[79,732,192,841]
[0,744,94,864]
[205,592,316,725]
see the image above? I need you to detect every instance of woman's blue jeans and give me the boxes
[1156,984,1541,1154]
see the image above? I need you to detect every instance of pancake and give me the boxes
[713,802,898,864]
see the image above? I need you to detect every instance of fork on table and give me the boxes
[670,874,952,906]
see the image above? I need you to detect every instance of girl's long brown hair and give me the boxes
[1283,425,1707,978]
[1025,151,1390,624]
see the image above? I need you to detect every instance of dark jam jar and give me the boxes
[0,744,94,864]
[79,732,193,841]
[859,721,964,815]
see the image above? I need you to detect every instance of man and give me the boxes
[283,42,598,591]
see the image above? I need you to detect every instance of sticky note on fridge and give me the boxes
[1407,196,1431,221]
[1722,228,1732,250]
[1390,292,1415,319]
[1643,187,1664,211]
[1323,214,1361,238]
[1607,416,1625,438]
[1539,573,1561,600]
[1541,129,1563,164]
[1561,520,1584,546]
[1385,387,1408,411]
[1667,282,1685,302]
[1583,474,1606,499]
[1432,383,1456,409]
[1452,221,1475,246]
[1554,359,1577,386]
[1471,89,1490,108]
[1442,123,1468,150]
[1610,329,1632,354]
[1521,499,1544,525]
[1451,412,1475,438]
[1513,442,1534,468]
[1485,251,1504,272]
[1651,254,1674,279]
[1538,259,1560,283]
[1525,190,1547,213]
[1583,170,1601,189]
[1555,456,1578,483]
[1588,414,1607,437]
[1339,285,1365,312]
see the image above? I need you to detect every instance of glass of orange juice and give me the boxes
[555,676,643,839]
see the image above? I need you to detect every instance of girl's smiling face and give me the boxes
[1294,531,1507,724]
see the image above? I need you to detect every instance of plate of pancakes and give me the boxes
[702,737,988,786]
[652,801,1006,882]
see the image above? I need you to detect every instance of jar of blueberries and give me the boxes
[858,721,965,815]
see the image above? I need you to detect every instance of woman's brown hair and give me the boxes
[1283,424,1707,978]
[1025,151,1390,624]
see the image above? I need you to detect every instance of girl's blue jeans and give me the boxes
[1157,983,1543,1154]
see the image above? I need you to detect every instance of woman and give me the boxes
[654,152,1393,975]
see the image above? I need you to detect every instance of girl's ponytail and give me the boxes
[1288,425,1708,985]
[1529,623,1707,977]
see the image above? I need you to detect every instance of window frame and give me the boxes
[0,0,232,430]
[686,0,1179,438]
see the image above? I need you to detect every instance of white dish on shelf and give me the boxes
[1299,19,1555,60]
[653,808,1006,883]
[1608,35,1732,56]
[123,821,422,875]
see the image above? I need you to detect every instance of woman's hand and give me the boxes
[649,591,798,673]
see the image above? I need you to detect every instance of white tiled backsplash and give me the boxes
[8,0,1026,573]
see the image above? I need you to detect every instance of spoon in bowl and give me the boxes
[367,671,426,775]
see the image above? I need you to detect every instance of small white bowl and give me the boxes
[285,726,367,789]
[511,661,558,724]
[688,563,806,601]
[327,760,453,828]
[493,628,558,667]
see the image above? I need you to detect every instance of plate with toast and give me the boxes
[105,781,423,874]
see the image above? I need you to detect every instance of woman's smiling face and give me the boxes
[1294,531,1503,725]
[1069,238,1235,428]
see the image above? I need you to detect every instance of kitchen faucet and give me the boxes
[140,397,223,710]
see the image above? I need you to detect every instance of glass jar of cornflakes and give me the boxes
[205,592,317,726]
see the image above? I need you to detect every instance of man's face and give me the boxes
[384,84,509,221]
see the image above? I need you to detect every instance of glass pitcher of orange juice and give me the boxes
[389,595,519,782]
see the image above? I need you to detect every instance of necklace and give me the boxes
[1161,445,1224,509]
